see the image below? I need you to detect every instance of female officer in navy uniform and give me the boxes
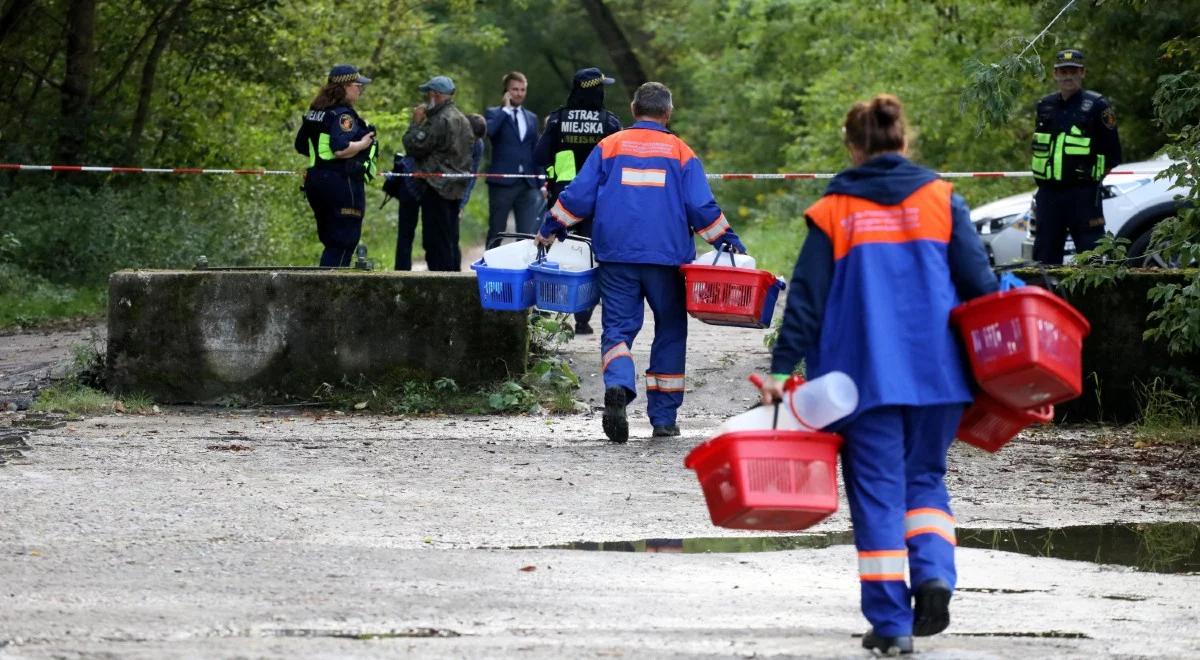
[295,64,378,267]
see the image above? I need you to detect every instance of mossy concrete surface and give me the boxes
[1014,268,1199,424]
[106,270,529,402]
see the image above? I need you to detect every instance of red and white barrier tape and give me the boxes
[0,163,1158,180]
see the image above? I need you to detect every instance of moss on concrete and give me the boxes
[107,269,530,403]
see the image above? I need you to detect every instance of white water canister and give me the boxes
[717,371,859,435]
[545,239,594,272]
[692,249,756,270]
[483,239,538,270]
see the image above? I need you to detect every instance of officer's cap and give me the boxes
[418,75,456,94]
[1054,49,1085,69]
[573,67,615,90]
[328,64,371,85]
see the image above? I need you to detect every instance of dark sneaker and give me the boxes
[652,424,680,437]
[861,630,913,655]
[575,320,594,335]
[602,387,629,443]
[913,578,952,637]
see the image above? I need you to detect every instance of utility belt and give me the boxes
[1031,126,1105,184]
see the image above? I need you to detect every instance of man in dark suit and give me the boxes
[484,71,542,246]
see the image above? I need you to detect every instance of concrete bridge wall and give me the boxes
[106,270,530,403]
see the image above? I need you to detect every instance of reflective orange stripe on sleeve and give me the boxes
[697,213,730,242]
[550,199,583,227]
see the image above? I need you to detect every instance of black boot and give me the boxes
[602,387,629,443]
[861,629,913,655]
[574,320,594,335]
[652,424,680,437]
[913,578,952,637]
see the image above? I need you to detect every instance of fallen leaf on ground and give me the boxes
[519,565,536,572]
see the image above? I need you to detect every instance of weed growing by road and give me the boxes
[1135,377,1200,446]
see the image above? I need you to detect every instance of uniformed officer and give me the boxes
[1030,48,1122,265]
[536,82,746,443]
[533,67,623,335]
[294,64,379,267]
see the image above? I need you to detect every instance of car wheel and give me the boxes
[1128,220,1187,268]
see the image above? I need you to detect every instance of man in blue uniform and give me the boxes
[536,82,746,443]
[1031,49,1122,264]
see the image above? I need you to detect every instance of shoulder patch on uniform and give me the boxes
[1102,107,1117,129]
[339,114,355,133]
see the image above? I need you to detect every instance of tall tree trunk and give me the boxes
[127,0,190,161]
[578,0,647,98]
[0,0,37,48]
[57,0,95,164]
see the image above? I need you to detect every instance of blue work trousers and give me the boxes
[599,263,687,427]
[841,404,963,637]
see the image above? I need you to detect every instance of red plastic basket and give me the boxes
[683,430,842,531]
[950,286,1090,409]
[957,391,1054,453]
[680,264,783,328]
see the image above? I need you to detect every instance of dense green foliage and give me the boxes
[1,0,1197,338]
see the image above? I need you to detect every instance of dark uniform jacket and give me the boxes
[294,104,374,177]
[403,100,474,200]
[1032,90,1122,187]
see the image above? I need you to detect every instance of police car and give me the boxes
[1018,155,1186,265]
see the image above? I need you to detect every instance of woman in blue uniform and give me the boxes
[761,94,997,655]
[295,64,378,267]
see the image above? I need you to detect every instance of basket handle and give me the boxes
[711,243,738,267]
[487,232,538,250]
[747,373,786,430]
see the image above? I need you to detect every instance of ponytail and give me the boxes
[843,94,907,157]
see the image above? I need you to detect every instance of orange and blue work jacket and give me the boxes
[538,120,730,265]
[770,154,998,415]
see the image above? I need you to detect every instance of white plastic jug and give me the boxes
[483,239,538,270]
[545,240,594,272]
[717,371,858,435]
[692,249,756,270]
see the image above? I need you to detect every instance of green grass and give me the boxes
[32,383,116,415]
[1135,377,1200,446]
[0,283,106,330]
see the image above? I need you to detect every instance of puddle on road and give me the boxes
[264,627,460,640]
[525,522,1200,574]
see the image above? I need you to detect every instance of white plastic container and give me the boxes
[692,249,756,270]
[717,371,858,434]
[483,239,538,270]
[545,240,594,272]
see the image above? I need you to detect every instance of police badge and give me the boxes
[340,114,355,132]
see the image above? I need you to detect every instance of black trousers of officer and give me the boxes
[1032,184,1105,265]
[305,168,363,268]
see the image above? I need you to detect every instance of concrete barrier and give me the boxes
[106,269,530,403]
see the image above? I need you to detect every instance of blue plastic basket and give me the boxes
[528,260,599,313]
[470,259,534,311]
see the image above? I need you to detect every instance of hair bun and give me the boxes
[870,94,903,126]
